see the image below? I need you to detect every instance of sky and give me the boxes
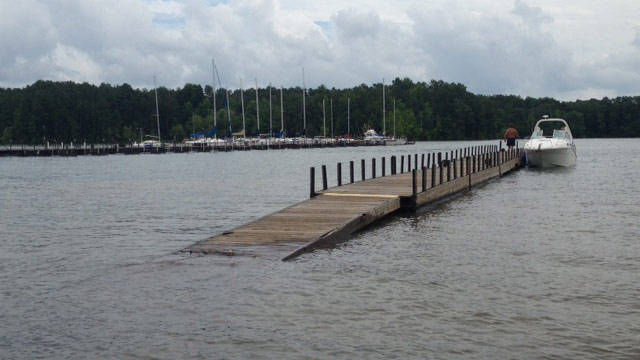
[1,0,640,100]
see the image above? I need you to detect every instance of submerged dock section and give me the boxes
[183,144,523,260]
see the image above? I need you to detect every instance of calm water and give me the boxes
[1,139,639,359]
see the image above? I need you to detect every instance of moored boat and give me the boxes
[524,116,577,167]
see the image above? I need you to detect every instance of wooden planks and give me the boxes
[182,147,523,260]
[183,193,401,258]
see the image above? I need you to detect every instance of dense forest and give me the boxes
[1,78,639,144]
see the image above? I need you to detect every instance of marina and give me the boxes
[184,144,523,260]
[0,138,392,157]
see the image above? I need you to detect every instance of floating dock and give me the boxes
[0,140,392,157]
[183,144,523,260]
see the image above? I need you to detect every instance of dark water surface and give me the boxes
[1,139,639,359]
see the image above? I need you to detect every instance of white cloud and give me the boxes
[1,0,640,100]
[512,0,553,27]
[49,44,103,82]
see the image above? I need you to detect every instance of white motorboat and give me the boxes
[524,116,577,167]
[383,136,408,146]
[364,129,385,144]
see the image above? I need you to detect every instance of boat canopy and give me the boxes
[190,128,217,139]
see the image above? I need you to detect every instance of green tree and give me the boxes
[170,123,185,142]
[1,127,11,143]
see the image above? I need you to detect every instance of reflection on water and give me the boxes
[1,139,639,359]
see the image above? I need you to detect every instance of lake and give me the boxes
[1,139,638,359]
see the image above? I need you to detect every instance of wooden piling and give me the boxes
[382,157,386,176]
[412,169,417,197]
[431,163,436,188]
[422,166,427,191]
[337,163,342,186]
[453,157,457,179]
[467,157,471,187]
[361,159,365,181]
[439,155,443,184]
[372,158,376,179]
[391,156,396,175]
[401,156,404,174]
[350,161,355,183]
[310,167,316,197]
[322,165,328,190]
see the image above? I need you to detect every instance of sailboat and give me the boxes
[364,79,406,145]
[364,80,385,144]
[383,98,408,146]
[138,76,163,150]
[185,59,224,147]
[381,80,407,146]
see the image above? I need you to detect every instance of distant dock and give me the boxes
[0,139,398,157]
[183,144,523,260]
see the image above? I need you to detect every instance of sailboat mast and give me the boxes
[255,78,260,133]
[269,83,272,138]
[393,98,396,138]
[382,78,386,137]
[347,97,350,137]
[240,79,245,137]
[322,98,326,138]
[330,98,333,138]
[280,87,284,132]
[226,89,232,135]
[211,58,216,132]
[302,68,306,135]
[153,76,161,144]
[213,63,230,137]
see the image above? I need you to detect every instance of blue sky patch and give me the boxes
[152,14,186,28]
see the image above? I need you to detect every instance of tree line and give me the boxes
[1,78,639,144]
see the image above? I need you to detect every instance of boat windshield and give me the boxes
[532,129,545,138]
[553,129,568,139]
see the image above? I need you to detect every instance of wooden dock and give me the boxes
[182,144,523,260]
[0,139,386,157]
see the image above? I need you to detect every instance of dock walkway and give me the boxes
[183,144,523,260]
[0,140,384,157]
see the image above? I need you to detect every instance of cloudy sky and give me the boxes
[2,0,640,100]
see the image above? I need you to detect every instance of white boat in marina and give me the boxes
[524,116,577,167]
[363,80,407,146]
[364,129,385,144]
[383,137,407,146]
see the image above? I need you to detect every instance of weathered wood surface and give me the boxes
[183,192,401,257]
[182,148,523,260]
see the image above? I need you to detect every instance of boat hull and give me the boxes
[384,138,407,146]
[525,147,576,167]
